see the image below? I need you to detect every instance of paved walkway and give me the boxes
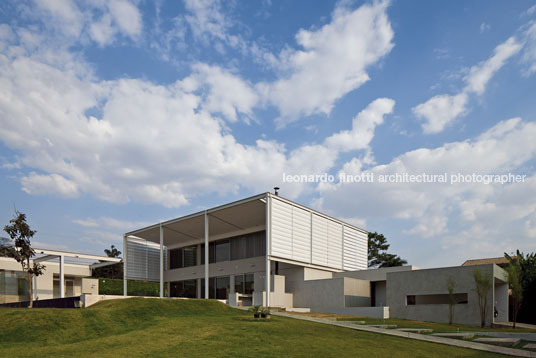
[272,312,536,357]
[468,331,536,342]
[494,321,536,330]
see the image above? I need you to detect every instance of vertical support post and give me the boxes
[265,193,271,307]
[59,255,65,298]
[204,211,209,299]
[123,235,127,296]
[159,224,164,298]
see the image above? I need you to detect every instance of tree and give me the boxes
[506,260,523,328]
[505,250,536,324]
[368,232,407,268]
[473,268,492,328]
[93,245,123,279]
[446,275,456,325]
[3,211,45,308]
[105,245,121,258]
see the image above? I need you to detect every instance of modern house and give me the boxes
[0,249,120,304]
[124,191,510,327]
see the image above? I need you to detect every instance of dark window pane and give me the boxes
[201,278,216,298]
[234,274,244,294]
[230,236,246,260]
[215,240,230,262]
[170,281,182,297]
[407,295,416,305]
[210,242,215,263]
[183,246,197,267]
[216,276,230,299]
[200,244,215,264]
[244,273,254,294]
[183,279,197,298]
[170,248,182,269]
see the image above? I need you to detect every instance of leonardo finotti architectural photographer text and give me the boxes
[282,172,527,185]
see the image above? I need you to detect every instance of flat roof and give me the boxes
[125,192,367,246]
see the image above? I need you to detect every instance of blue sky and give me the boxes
[1,0,535,268]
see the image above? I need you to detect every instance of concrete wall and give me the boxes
[82,278,99,295]
[387,264,506,327]
[311,306,389,318]
[334,265,418,281]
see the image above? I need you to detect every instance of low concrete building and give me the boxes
[124,191,510,326]
[0,249,120,304]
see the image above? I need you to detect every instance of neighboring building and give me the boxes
[124,192,509,327]
[462,257,510,269]
[0,249,120,304]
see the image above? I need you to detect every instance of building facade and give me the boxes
[124,192,509,326]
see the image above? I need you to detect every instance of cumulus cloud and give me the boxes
[521,23,536,76]
[21,172,79,197]
[316,117,536,265]
[413,36,523,134]
[325,98,395,152]
[413,93,468,134]
[259,1,394,124]
[4,30,387,206]
[187,63,259,123]
[29,0,142,47]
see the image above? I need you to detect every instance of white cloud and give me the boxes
[413,36,523,133]
[479,22,490,33]
[325,98,395,152]
[465,37,523,94]
[107,0,142,38]
[188,63,259,123]
[33,0,84,38]
[316,117,536,265]
[21,172,79,198]
[413,93,468,134]
[260,1,394,124]
[521,23,536,76]
[73,217,151,231]
[27,0,143,47]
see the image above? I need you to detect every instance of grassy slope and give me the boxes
[0,298,506,358]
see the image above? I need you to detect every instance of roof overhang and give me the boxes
[126,193,268,247]
[33,248,122,264]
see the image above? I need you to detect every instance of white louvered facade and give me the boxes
[269,196,367,271]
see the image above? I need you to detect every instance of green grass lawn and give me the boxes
[336,316,536,333]
[0,298,508,357]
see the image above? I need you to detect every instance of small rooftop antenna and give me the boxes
[273,187,280,196]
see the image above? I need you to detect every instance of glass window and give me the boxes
[244,273,254,294]
[201,277,216,299]
[216,276,230,299]
[215,240,230,262]
[183,279,197,298]
[200,243,216,264]
[18,278,28,297]
[230,236,246,261]
[183,246,197,267]
[234,274,244,294]
[170,249,182,269]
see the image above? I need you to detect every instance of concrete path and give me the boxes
[272,312,536,357]
[494,322,536,330]
[474,337,520,346]
[467,331,536,342]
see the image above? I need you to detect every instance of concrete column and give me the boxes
[204,211,209,299]
[159,224,164,298]
[265,193,271,307]
[123,235,127,296]
[59,255,65,298]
